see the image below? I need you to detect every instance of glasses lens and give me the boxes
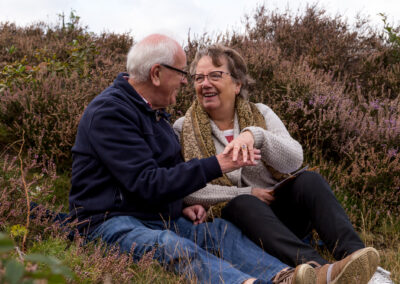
[194,74,205,83]
[209,71,223,81]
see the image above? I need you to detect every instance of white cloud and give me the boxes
[0,0,399,43]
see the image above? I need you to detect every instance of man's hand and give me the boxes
[182,205,207,225]
[223,131,255,162]
[217,149,261,174]
[251,188,275,205]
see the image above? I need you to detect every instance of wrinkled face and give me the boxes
[193,56,241,114]
[156,49,188,108]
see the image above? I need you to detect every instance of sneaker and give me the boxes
[315,247,379,284]
[273,264,316,284]
[368,266,394,284]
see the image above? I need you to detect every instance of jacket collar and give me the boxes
[114,73,171,122]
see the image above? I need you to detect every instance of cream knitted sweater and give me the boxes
[173,103,303,206]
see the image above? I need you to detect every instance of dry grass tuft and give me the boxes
[1,5,399,283]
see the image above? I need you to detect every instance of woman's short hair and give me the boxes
[126,36,179,82]
[190,44,254,99]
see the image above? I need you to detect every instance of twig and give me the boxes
[0,139,23,158]
[18,130,30,252]
[14,246,26,261]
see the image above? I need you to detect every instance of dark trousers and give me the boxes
[221,171,365,267]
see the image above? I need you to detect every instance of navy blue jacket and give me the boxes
[69,73,222,234]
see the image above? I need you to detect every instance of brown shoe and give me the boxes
[273,264,316,284]
[315,247,379,283]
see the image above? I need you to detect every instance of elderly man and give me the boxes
[69,34,360,284]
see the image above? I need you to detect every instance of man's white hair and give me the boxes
[126,34,179,82]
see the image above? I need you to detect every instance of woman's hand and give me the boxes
[182,205,207,224]
[251,188,275,205]
[223,130,255,163]
[216,149,261,173]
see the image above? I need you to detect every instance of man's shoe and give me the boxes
[273,263,316,284]
[315,247,379,284]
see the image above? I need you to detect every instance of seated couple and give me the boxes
[69,34,380,283]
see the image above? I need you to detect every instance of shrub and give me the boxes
[0,13,131,170]
[0,232,74,283]
[1,6,399,282]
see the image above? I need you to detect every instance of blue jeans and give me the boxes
[88,215,287,284]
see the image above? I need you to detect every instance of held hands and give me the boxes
[223,131,255,163]
[216,148,261,173]
[182,205,207,225]
[251,188,275,205]
[217,130,260,173]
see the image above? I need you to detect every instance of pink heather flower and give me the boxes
[317,95,327,105]
[296,101,303,108]
[388,148,398,158]
[370,100,381,110]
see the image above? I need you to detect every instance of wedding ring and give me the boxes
[241,144,247,150]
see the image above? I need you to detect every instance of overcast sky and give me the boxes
[1,0,399,44]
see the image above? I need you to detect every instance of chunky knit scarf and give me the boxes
[181,96,286,185]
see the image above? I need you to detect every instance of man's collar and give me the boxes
[121,73,170,122]
[155,109,171,122]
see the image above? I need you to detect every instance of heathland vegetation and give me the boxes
[0,6,399,283]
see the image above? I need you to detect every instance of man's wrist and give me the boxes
[216,153,230,173]
[201,156,223,179]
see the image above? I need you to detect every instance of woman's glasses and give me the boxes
[192,71,231,84]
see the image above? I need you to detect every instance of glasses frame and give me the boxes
[191,71,231,84]
[160,63,188,79]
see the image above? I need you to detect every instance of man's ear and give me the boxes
[150,64,161,86]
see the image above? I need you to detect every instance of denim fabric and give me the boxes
[88,215,287,284]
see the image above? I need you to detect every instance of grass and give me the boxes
[0,4,399,283]
[26,236,185,283]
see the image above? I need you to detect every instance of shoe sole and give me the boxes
[294,264,316,284]
[330,247,380,284]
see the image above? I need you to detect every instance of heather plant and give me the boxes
[0,151,74,282]
[1,5,399,283]
[380,13,400,63]
[27,236,184,283]
[0,150,60,247]
[0,71,116,168]
[0,13,131,169]
[242,5,400,99]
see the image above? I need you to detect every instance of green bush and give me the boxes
[0,5,399,282]
[0,232,74,283]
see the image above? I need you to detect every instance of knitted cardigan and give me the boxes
[173,103,303,206]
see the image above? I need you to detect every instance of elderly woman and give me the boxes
[173,44,379,284]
